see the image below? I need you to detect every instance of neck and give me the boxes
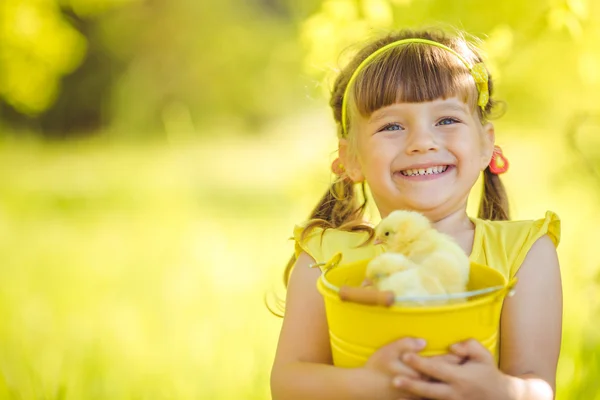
[430,207,474,237]
[377,202,474,236]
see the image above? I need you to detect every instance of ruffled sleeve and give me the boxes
[292,224,325,263]
[470,211,561,280]
[509,210,560,277]
[292,223,382,271]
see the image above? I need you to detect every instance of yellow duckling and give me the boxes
[366,210,470,299]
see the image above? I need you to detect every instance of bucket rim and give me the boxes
[321,273,505,301]
[317,259,515,311]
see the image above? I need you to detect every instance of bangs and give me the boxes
[350,43,480,120]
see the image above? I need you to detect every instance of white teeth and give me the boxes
[400,165,448,176]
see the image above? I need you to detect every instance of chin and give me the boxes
[405,198,449,212]
[376,188,458,215]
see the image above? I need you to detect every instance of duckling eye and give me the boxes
[384,232,390,236]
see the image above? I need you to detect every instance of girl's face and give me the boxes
[341,97,495,221]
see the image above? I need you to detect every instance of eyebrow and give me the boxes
[369,102,469,123]
[369,110,396,123]
[435,103,469,113]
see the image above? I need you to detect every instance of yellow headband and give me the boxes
[340,38,489,137]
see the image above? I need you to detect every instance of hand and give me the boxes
[393,339,511,400]
[362,337,427,400]
[422,352,465,381]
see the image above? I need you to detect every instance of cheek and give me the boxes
[454,142,485,174]
[453,135,483,159]
[357,139,389,167]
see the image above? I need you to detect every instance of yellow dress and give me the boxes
[292,211,560,281]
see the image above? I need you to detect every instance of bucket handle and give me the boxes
[492,277,518,302]
[309,252,343,272]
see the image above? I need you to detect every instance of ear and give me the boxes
[479,122,495,170]
[338,138,365,182]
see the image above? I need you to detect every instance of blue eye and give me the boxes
[379,123,402,132]
[437,117,460,126]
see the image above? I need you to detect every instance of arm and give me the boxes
[270,251,382,400]
[499,234,563,399]
[270,252,421,400]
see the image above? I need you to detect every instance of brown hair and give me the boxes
[280,28,509,294]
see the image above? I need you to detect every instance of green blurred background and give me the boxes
[1,0,599,399]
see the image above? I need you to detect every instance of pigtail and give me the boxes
[478,167,509,221]
[310,178,359,226]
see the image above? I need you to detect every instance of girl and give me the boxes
[270,29,562,400]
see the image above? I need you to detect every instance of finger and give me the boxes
[450,339,494,364]
[388,360,423,380]
[388,337,427,355]
[401,353,458,382]
[367,338,426,373]
[429,353,464,365]
[393,376,452,399]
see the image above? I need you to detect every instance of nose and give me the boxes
[405,125,439,154]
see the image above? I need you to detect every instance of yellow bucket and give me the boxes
[316,255,516,368]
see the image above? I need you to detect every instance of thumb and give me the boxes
[450,339,494,363]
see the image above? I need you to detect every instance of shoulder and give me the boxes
[520,233,559,269]
[471,211,561,278]
[474,210,560,244]
[292,221,380,265]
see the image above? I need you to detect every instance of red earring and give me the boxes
[489,145,509,174]
[331,158,345,175]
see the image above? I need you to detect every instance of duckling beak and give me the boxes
[373,238,383,245]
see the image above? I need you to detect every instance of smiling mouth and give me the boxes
[399,165,449,177]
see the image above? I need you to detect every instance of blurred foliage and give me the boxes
[1,0,599,138]
[1,0,600,399]
[2,0,600,138]
[1,0,319,137]
[0,0,87,115]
